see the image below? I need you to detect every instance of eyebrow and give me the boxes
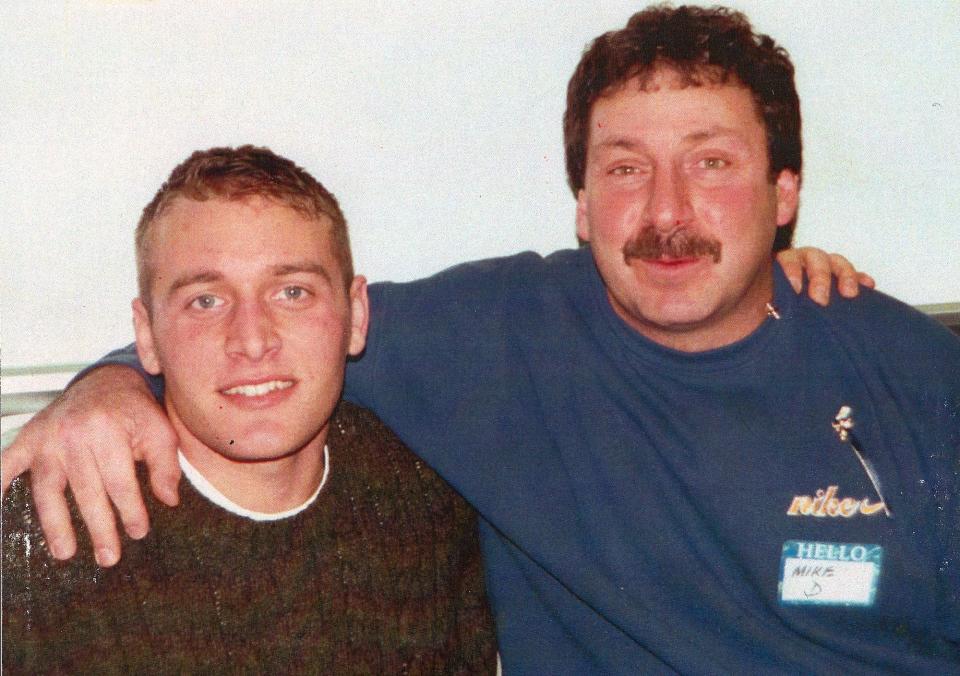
[683,127,746,144]
[166,261,332,296]
[168,270,223,295]
[594,126,748,151]
[267,262,332,282]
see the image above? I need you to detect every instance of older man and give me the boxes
[336,9,958,671]
[2,146,495,673]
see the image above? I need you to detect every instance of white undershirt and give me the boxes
[177,446,330,522]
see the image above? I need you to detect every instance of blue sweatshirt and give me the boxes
[347,247,959,674]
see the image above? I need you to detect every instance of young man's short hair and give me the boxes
[136,145,353,307]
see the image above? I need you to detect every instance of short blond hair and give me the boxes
[136,145,353,306]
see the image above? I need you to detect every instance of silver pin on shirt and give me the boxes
[832,406,892,518]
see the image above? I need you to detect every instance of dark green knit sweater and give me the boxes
[2,403,496,675]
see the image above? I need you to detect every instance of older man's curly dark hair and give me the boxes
[563,4,802,250]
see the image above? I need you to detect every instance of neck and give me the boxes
[179,446,329,520]
[629,303,771,353]
[172,417,328,514]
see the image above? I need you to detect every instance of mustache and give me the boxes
[622,227,722,264]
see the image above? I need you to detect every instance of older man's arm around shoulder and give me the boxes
[0,247,870,565]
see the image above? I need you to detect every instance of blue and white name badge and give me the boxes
[779,541,882,607]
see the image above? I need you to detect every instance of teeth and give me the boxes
[223,380,293,397]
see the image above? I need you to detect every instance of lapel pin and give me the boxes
[831,405,892,518]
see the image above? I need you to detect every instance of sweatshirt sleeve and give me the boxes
[342,252,553,489]
[70,343,165,401]
[344,253,542,413]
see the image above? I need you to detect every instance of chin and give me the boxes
[210,438,301,463]
[636,298,714,329]
[201,419,321,462]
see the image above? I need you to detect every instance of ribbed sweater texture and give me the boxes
[2,403,496,674]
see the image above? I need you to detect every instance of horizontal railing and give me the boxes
[915,302,960,335]
[1,363,87,449]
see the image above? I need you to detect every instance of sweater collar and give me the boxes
[178,445,330,521]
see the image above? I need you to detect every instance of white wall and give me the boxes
[2,0,958,367]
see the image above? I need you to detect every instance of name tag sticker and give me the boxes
[779,540,882,607]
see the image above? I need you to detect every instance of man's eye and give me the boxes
[611,165,638,175]
[699,157,729,170]
[190,294,223,310]
[276,286,309,301]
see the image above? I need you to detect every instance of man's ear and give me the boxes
[346,276,369,357]
[132,298,163,375]
[775,169,800,227]
[575,189,591,242]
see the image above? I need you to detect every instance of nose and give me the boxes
[643,165,692,231]
[225,298,280,361]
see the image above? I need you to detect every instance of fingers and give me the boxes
[29,444,78,560]
[828,253,861,299]
[59,372,179,559]
[1,441,33,500]
[62,445,123,567]
[5,409,82,559]
[7,365,164,565]
[54,407,143,565]
[776,247,874,306]
[88,371,180,532]
[776,248,804,294]
[91,426,151,542]
[64,365,160,550]
[829,255,875,297]
[796,247,833,306]
[135,411,181,508]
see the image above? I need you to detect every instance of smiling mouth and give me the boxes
[649,256,697,265]
[222,380,294,397]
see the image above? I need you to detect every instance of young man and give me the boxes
[2,146,496,673]
[10,4,955,673]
